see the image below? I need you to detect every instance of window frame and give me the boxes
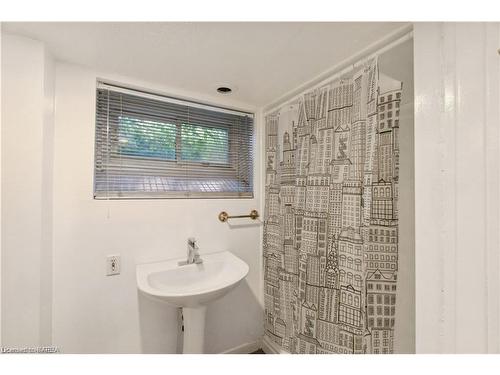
[93,81,255,199]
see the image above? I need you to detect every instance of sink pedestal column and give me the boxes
[182,305,207,354]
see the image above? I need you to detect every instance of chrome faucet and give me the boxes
[179,237,202,266]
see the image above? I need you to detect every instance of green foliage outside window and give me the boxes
[118,117,176,159]
[118,117,229,164]
[181,124,228,164]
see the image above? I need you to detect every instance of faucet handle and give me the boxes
[187,237,197,247]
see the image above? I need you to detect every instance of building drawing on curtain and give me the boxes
[263,58,402,354]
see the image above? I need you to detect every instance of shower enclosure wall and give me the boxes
[262,36,414,354]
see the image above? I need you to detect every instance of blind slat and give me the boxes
[94,83,254,199]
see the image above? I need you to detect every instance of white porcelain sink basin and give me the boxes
[136,250,249,353]
[137,251,249,307]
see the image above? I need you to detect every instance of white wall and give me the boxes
[0,23,3,347]
[51,62,263,353]
[40,44,55,347]
[1,34,55,346]
[414,22,500,353]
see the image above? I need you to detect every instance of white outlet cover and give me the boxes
[106,255,121,276]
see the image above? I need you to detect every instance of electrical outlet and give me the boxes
[106,255,121,276]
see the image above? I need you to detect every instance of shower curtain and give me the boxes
[263,58,402,354]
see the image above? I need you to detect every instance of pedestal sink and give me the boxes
[136,251,249,353]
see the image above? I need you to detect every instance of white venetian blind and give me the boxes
[94,82,254,199]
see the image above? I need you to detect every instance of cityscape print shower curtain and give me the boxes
[263,58,402,354]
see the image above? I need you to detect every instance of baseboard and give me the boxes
[220,340,262,354]
[261,335,289,354]
[219,336,290,354]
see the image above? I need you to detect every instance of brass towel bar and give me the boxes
[218,210,259,222]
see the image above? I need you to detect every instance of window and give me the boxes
[340,255,346,267]
[94,82,254,198]
[355,259,361,271]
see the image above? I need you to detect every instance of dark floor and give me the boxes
[250,349,265,354]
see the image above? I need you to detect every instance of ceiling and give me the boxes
[2,22,410,107]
